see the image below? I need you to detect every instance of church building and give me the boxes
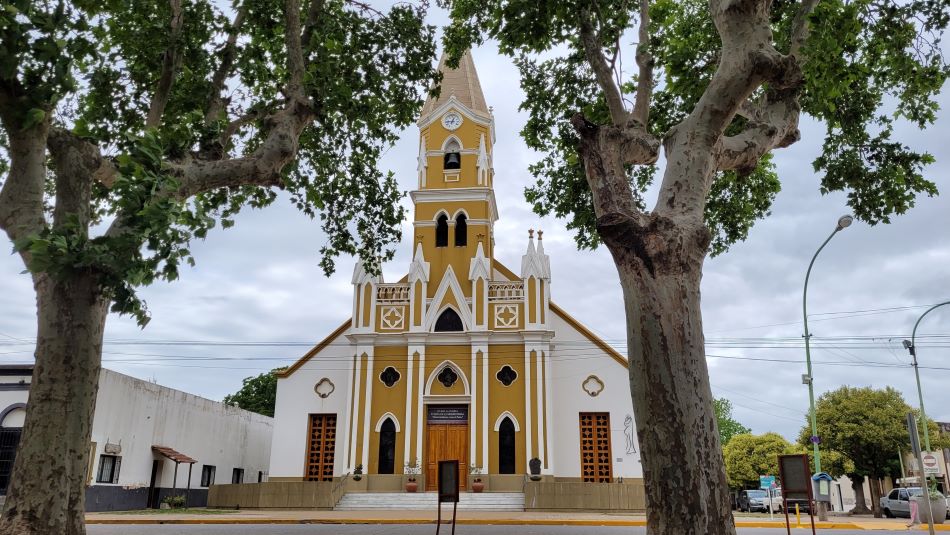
[268,52,643,492]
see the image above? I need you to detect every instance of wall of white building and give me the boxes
[89,368,273,491]
[548,311,643,480]
[0,366,30,428]
[270,333,353,479]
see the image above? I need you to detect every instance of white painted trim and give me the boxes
[441,135,463,152]
[535,347,545,467]
[409,188,498,223]
[524,347,533,466]
[344,354,357,470]
[452,209,470,221]
[423,266,474,331]
[403,350,414,466]
[415,218,490,228]
[348,354,363,470]
[424,359,471,396]
[417,100,491,129]
[423,394,471,404]
[543,348,555,472]
[493,411,521,432]
[415,348,425,466]
[433,209,450,222]
[481,349,489,471]
[361,349,375,470]
[470,347,478,468]
[374,412,401,433]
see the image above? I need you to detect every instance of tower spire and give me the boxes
[420,50,489,119]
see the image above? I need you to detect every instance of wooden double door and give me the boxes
[425,405,468,491]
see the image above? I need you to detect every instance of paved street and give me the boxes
[86,525,918,535]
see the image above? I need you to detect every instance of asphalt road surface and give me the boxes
[85,525,910,535]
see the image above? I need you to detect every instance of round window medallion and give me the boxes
[437,366,459,388]
[379,366,401,388]
[496,365,517,386]
[582,375,604,397]
[314,378,335,399]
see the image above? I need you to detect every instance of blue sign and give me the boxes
[759,475,776,489]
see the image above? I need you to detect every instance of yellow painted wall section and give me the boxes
[413,281,422,327]
[408,351,421,463]
[539,280,545,324]
[473,350,482,466]
[423,120,492,153]
[475,279,484,326]
[488,344,526,474]
[415,201,490,221]
[361,284,372,327]
[424,345,472,396]
[422,225,490,298]
[346,354,358,468]
[529,350,538,459]
[541,351,549,469]
[528,277,537,324]
[354,353,369,467]
[367,346,408,474]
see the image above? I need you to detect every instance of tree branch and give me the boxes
[301,0,327,53]
[631,0,653,125]
[284,0,306,96]
[47,128,117,189]
[146,0,185,129]
[578,9,629,126]
[789,0,820,59]
[204,3,248,125]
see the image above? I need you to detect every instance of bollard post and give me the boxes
[796,503,801,527]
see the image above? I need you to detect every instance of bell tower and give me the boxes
[410,51,496,327]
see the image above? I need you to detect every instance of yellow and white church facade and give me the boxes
[269,53,643,490]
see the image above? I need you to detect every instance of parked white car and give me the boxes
[770,487,783,512]
[880,487,950,519]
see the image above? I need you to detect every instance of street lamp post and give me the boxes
[802,215,852,478]
[903,301,950,454]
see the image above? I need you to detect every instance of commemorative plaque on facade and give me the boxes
[427,405,468,424]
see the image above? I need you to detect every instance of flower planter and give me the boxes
[912,495,947,524]
[472,480,484,493]
[405,480,418,493]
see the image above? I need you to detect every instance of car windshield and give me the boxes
[748,491,767,498]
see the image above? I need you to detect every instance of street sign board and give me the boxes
[760,475,776,489]
[923,452,940,475]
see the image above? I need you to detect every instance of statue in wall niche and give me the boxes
[624,415,636,455]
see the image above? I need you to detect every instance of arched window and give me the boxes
[454,214,467,247]
[378,418,396,474]
[498,417,516,474]
[434,308,463,332]
[443,139,461,170]
[435,214,448,247]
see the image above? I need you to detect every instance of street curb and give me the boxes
[84,517,931,529]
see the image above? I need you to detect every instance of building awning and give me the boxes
[152,445,197,464]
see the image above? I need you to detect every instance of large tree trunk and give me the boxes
[608,218,733,535]
[868,477,884,518]
[849,474,871,515]
[0,273,108,535]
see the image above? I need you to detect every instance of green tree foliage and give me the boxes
[0,0,439,324]
[714,398,751,446]
[442,0,947,252]
[224,368,285,417]
[804,386,912,481]
[723,433,796,489]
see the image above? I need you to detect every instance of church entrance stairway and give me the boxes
[334,491,525,511]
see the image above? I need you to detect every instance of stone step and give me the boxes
[335,492,525,511]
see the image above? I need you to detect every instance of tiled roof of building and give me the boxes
[420,50,489,118]
[152,445,197,464]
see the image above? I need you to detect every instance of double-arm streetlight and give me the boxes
[902,301,950,454]
[803,214,853,474]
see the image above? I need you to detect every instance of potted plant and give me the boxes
[912,483,948,524]
[529,457,542,481]
[404,458,420,492]
[352,464,363,482]
[470,464,484,493]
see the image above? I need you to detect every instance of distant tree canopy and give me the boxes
[714,398,751,446]
[224,368,285,417]
[723,432,796,489]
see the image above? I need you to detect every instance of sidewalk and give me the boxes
[84,509,950,530]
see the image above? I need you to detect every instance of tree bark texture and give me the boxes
[573,121,733,535]
[0,275,108,535]
[850,475,871,515]
[869,478,884,518]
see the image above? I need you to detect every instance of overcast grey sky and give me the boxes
[1,9,949,443]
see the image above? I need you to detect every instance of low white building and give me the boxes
[1,366,273,511]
